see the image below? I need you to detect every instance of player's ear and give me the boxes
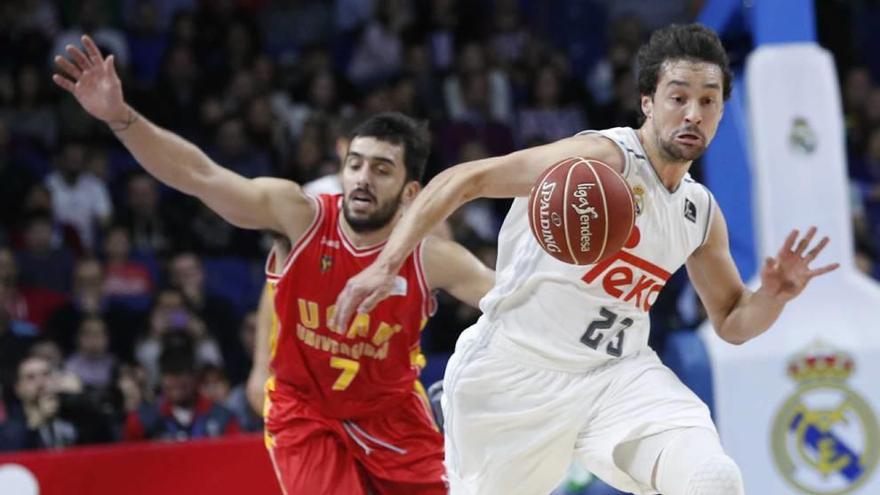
[402,181,421,204]
[641,94,653,120]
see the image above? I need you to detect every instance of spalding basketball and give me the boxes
[528,157,635,265]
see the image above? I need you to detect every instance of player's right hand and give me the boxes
[52,35,128,123]
[332,263,397,332]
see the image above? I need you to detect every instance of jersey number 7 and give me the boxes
[330,357,360,391]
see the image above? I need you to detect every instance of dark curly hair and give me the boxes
[348,112,431,183]
[636,23,733,101]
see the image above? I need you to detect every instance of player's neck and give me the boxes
[636,127,692,192]
[338,214,397,248]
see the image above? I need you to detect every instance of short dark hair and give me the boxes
[636,23,733,101]
[159,332,195,376]
[348,112,431,183]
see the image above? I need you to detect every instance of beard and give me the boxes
[656,124,708,163]
[342,185,405,233]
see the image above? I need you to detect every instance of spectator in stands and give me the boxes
[0,354,114,451]
[843,67,873,156]
[0,356,76,451]
[125,332,239,441]
[124,0,168,87]
[281,118,333,183]
[0,246,34,325]
[0,120,37,231]
[854,127,880,246]
[488,0,529,72]
[208,118,271,179]
[118,172,180,256]
[226,308,256,386]
[517,65,587,146]
[168,252,239,366]
[65,316,117,391]
[102,225,154,299]
[7,64,58,151]
[281,69,347,141]
[29,339,83,390]
[151,44,202,135]
[400,42,446,120]
[135,287,223,389]
[444,41,514,126]
[199,363,261,432]
[0,282,37,409]
[593,66,642,130]
[258,0,333,59]
[113,362,153,422]
[52,0,130,70]
[244,95,284,164]
[46,258,101,350]
[10,0,59,39]
[44,138,113,252]
[347,0,412,86]
[866,87,880,131]
[14,211,76,293]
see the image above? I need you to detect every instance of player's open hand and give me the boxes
[760,226,839,303]
[332,264,397,332]
[52,35,128,124]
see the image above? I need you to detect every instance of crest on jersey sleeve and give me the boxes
[320,255,333,273]
[771,342,879,495]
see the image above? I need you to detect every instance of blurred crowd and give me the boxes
[0,0,877,454]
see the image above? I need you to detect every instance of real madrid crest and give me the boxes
[631,184,645,216]
[771,342,879,495]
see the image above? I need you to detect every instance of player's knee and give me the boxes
[684,454,744,495]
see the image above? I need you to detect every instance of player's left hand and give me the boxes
[760,226,839,303]
[332,263,397,331]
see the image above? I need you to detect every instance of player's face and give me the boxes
[341,136,418,233]
[642,60,724,163]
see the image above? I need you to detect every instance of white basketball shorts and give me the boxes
[442,321,718,495]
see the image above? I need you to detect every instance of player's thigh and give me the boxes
[444,347,582,494]
[269,431,366,495]
[575,352,716,493]
[354,393,446,495]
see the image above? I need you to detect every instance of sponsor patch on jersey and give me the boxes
[390,276,408,296]
[684,198,697,223]
[320,237,340,249]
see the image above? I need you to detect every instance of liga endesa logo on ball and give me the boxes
[528,157,634,266]
[571,183,599,253]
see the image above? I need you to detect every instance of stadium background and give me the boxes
[1,0,879,494]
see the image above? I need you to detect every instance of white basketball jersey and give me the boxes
[478,127,715,370]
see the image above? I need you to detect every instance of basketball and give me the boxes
[528,157,636,265]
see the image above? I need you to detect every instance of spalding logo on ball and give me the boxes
[528,157,635,265]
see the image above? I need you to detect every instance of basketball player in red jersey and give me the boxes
[54,36,494,494]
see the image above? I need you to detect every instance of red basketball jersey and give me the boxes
[266,194,433,419]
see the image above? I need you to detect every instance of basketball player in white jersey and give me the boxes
[334,24,839,495]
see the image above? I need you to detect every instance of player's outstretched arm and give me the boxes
[686,208,839,345]
[331,134,624,329]
[422,237,495,308]
[52,35,313,237]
